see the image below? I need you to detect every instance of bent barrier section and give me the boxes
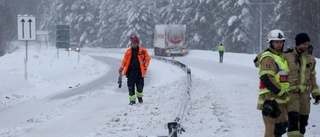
[152,56,192,137]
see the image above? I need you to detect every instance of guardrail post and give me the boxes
[168,122,178,137]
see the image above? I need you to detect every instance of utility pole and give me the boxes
[259,4,262,53]
[249,0,276,53]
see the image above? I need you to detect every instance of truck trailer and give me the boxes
[153,25,187,56]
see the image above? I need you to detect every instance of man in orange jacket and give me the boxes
[119,35,151,105]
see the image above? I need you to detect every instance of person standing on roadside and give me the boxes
[217,43,225,63]
[257,29,289,137]
[119,35,151,105]
[282,33,320,137]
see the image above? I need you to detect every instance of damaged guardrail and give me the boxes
[152,56,192,137]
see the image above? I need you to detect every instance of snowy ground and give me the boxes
[0,41,320,137]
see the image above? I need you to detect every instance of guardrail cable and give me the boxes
[152,56,192,137]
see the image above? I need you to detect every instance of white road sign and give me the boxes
[17,15,36,40]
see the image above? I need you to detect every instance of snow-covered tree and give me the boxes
[0,0,6,56]
[3,0,319,56]
[118,0,158,48]
[214,0,253,53]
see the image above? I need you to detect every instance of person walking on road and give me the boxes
[217,43,225,63]
[257,29,289,137]
[282,33,320,137]
[119,35,151,105]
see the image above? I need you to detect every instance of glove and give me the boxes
[118,71,122,88]
[313,96,320,105]
[262,100,281,118]
[119,70,122,76]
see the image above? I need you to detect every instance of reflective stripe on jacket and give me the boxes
[119,46,150,78]
[258,50,290,105]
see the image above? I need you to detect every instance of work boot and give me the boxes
[129,101,136,105]
[138,97,143,104]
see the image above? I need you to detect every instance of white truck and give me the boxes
[153,25,187,56]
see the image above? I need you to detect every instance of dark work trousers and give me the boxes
[219,51,224,63]
[126,46,144,97]
[127,73,144,96]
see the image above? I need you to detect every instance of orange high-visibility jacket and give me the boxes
[119,46,150,78]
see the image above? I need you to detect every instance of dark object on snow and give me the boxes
[115,118,120,122]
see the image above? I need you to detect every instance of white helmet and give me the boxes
[267,29,285,43]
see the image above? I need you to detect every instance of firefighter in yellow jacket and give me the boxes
[282,33,320,137]
[119,35,151,105]
[257,29,289,137]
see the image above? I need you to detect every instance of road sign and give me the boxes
[56,25,70,48]
[17,15,36,40]
[56,42,70,48]
[36,31,48,42]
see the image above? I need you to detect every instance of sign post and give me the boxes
[18,15,36,80]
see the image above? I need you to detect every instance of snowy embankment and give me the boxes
[0,43,108,109]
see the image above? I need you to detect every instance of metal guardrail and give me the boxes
[152,56,192,137]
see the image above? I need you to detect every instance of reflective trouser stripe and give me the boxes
[136,91,143,97]
[129,94,136,101]
[287,131,301,137]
